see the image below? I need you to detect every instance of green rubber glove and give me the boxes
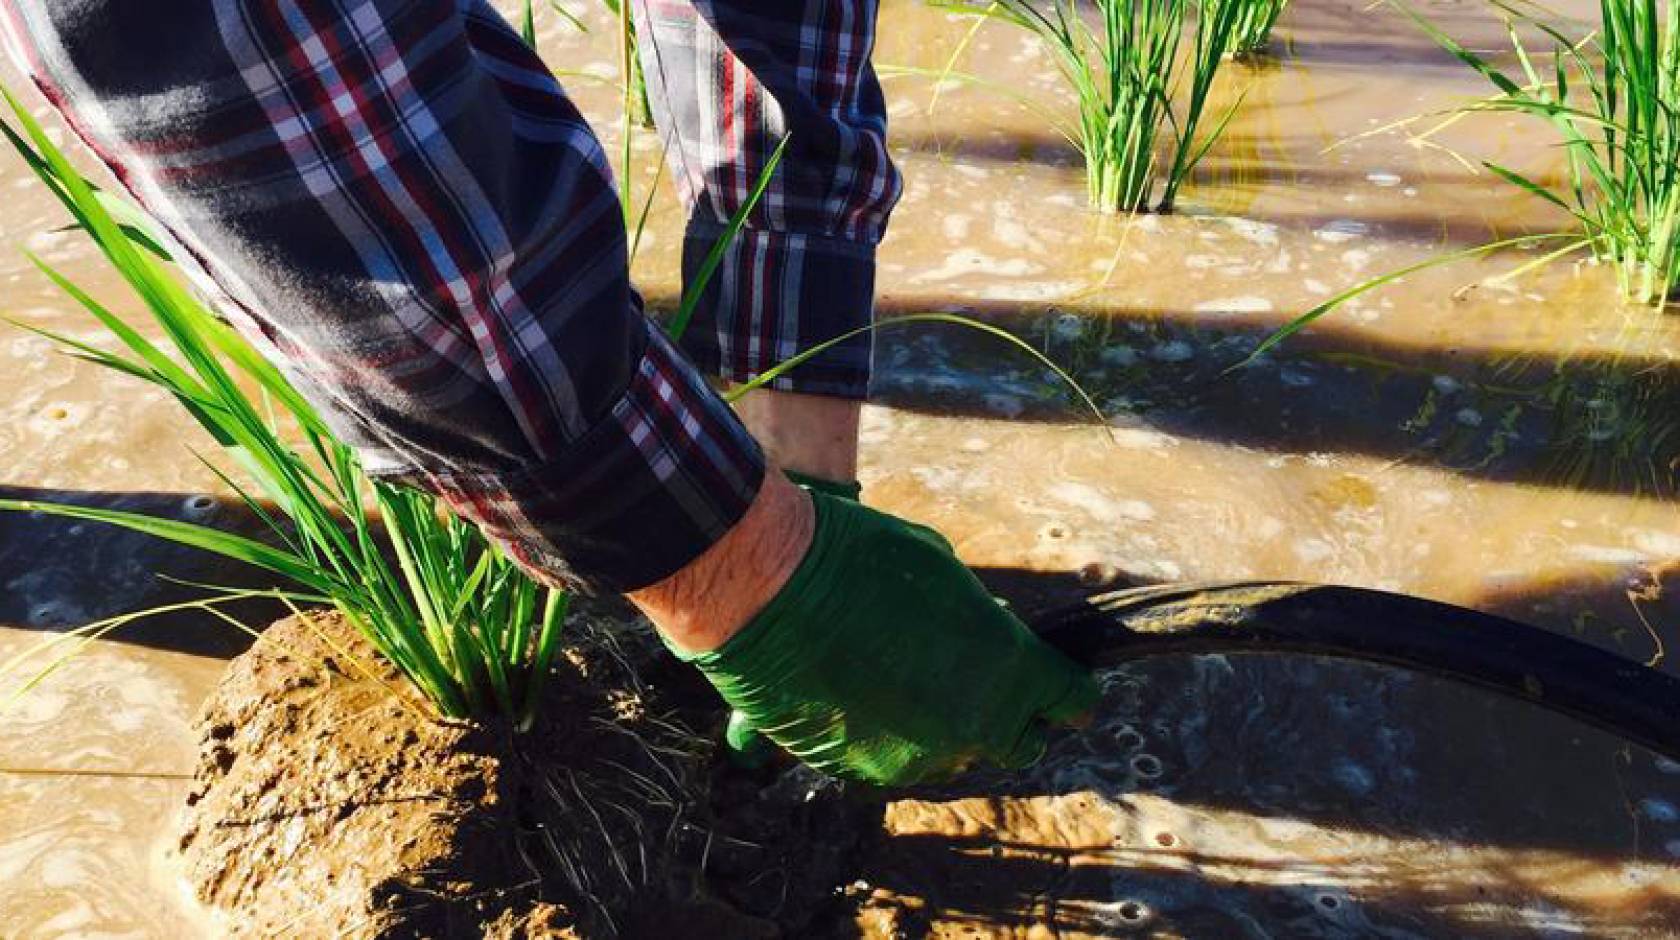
[726,470,881,769]
[717,470,866,770]
[672,488,1100,785]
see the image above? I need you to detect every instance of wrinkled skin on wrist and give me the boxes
[669,490,1100,786]
[627,468,813,654]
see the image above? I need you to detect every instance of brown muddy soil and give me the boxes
[174,609,785,938]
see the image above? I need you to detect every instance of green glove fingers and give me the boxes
[675,488,1100,786]
[723,708,777,769]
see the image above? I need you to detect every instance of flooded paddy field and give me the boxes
[3,0,1680,935]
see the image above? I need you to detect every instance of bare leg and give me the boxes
[733,389,861,483]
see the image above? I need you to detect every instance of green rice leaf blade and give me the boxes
[667,133,791,341]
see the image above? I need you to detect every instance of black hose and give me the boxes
[1028,581,1680,762]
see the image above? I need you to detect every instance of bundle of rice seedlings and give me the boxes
[0,91,567,727]
[1411,0,1680,305]
[1251,0,1680,358]
[941,0,1248,213]
[1219,0,1290,57]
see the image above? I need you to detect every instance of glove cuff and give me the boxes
[783,469,862,501]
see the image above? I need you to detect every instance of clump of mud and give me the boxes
[173,609,780,938]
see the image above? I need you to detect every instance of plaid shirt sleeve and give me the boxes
[636,0,901,399]
[0,0,765,594]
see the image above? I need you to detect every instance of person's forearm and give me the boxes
[1,0,765,595]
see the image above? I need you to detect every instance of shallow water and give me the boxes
[867,654,1680,937]
[2,0,1679,935]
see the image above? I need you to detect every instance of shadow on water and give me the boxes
[890,127,1430,178]
[1474,564,1680,672]
[0,484,286,659]
[892,130,1569,250]
[844,830,1680,937]
[1279,37,1491,72]
[1276,0,1529,72]
[849,294,1680,501]
[890,129,1086,169]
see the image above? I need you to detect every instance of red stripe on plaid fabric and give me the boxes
[753,229,774,383]
[718,33,738,215]
[617,325,759,517]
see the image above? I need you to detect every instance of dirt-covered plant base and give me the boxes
[173,601,1145,938]
[173,610,782,938]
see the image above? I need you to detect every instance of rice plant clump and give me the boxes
[1221,0,1290,57]
[0,93,568,728]
[951,0,1246,213]
[1412,0,1680,305]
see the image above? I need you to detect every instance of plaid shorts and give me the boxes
[0,0,898,592]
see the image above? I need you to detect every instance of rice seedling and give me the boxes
[521,0,588,43]
[600,0,655,129]
[1217,0,1290,58]
[523,0,653,128]
[0,91,569,728]
[939,0,1247,213]
[1409,0,1680,306]
[1250,0,1680,360]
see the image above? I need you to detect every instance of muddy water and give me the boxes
[851,0,1680,934]
[2,0,1679,936]
[865,655,1680,936]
